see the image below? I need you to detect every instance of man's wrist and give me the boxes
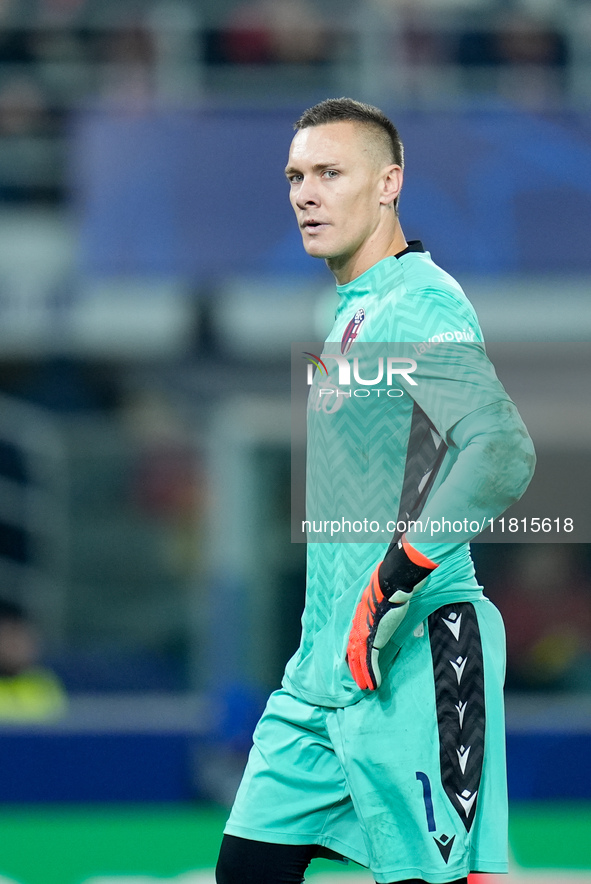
[401,538,438,569]
[378,536,438,598]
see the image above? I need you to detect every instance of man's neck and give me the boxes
[328,222,407,285]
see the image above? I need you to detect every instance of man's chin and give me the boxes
[302,240,332,260]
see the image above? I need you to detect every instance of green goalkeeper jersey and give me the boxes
[283,242,514,707]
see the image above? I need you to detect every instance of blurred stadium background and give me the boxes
[0,0,590,880]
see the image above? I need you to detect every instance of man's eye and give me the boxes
[324,170,338,178]
[289,174,303,184]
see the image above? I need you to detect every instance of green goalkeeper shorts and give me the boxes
[224,598,508,884]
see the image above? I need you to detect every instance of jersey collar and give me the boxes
[394,239,425,258]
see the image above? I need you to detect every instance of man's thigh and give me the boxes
[327,599,508,884]
[223,688,370,868]
[216,834,467,884]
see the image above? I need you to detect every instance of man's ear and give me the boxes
[379,164,403,207]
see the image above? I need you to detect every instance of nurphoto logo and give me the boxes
[303,352,418,387]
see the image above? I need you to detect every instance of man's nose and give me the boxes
[296,178,319,208]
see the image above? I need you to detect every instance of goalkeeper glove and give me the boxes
[347,539,438,690]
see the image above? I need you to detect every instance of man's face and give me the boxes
[285,121,394,265]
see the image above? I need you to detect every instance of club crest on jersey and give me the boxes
[341,308,365,354]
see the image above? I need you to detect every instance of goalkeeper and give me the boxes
[217,98,535,884]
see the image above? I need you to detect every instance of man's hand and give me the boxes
[347,540,438,690]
